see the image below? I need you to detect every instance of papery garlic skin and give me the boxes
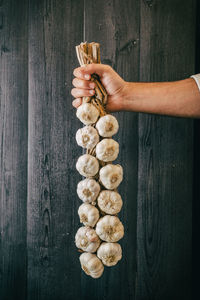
[75,226,101,253]
[99,164,123,189]
[79,252,104,279]
[76,103,100,125]
[78,203,100,227]
[96,114,119,137]
[76,126,99,149]
[97,242,122,266]
[76,154,99,177]
[97,190,123,215]
[96,139,119,162]
[77,178,100,204]
[95,215,124,242]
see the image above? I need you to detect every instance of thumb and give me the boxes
[73,63,110,80]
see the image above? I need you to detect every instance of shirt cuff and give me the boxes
[190,73,200,92]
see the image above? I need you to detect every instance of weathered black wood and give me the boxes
[27,1,83,299]
[136,0,195,299]
[193,1,200,298]
[0,0,28,299]
[83,1,140,299]
[0,0,196,299]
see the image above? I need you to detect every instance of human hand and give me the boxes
[71,64,127,112]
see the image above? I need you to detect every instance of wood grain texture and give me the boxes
[193,1,200,298]
[83,1,139,299]
[0,0,28,299]
[136,0,195,299]
[0,0,195,299]
[27,1,83,299]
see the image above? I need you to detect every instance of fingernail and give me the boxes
[89,83,95,89]
[84,74,90,80]
[89,90,95,95]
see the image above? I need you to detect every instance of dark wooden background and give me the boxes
[0,0,197,299]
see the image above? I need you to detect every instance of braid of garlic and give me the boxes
[75,42,124,279]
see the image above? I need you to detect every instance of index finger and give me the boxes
[73,67,91,80]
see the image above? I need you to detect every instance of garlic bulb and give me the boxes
[75,226,101,253]
[76,154,99,177]
[96,114,119,137]
[79,252,104,278]
[99,164,123,189]
[76,103,100,125]
[78,203,100,227]
[77,178,100,204]
[97,242,122,266]
[95,215,124,242]
[96,138,119,162]
[76,126,99,149]
[97,190,123,215]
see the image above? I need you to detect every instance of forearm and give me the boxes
[122,78,200,118]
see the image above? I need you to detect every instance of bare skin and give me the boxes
[71,64,200,118]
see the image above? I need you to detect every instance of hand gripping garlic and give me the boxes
[79,252,104,278]
[76,154,99,177]
[78,203,100,227]
[76,126,99,149]
[97,190,123,215]
[77,178,100,204]
[75,226,101,253]
[99,164,123,190]
[95,215,124,242]
[97,242,122,266]
[96,114,119,137]
[96,138,119,162]
[76,103,100,125]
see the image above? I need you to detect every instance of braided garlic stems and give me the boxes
[74,42,124,279]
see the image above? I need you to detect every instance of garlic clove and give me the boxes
[97,190,123,215]
[97,242,122,266]
[76,154,99,177]
[96,138,119,162]
[78,203,100,227]
[96,114,119,137]
[76,103,100,125]
[77,178,101,204]
[79,252,104,278]
[75,226,101,253]
[76,126,99,149]
[99,164,123,190]
[95,215,124,242]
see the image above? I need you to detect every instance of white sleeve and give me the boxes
[190,73,200,92]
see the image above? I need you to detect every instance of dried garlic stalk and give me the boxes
[74,42,124,279]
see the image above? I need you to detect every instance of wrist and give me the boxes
[120,82,136,111]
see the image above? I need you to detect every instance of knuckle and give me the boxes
[90,63,95,68]
[106,65,111,71]
[85,64,93,71]
[81,80,88,88]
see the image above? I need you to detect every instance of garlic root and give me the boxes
[77,178,100,204]
[97,190,123,215]
[95,215,124,242]
[97,242,122,266]
[75,226,101,253]
[78,203,100,227]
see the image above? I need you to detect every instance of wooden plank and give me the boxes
[193,1,200,297]
[136,0,195,299]
[27,0,84,299]
[83,1,139,299]
[0,0,28,299]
